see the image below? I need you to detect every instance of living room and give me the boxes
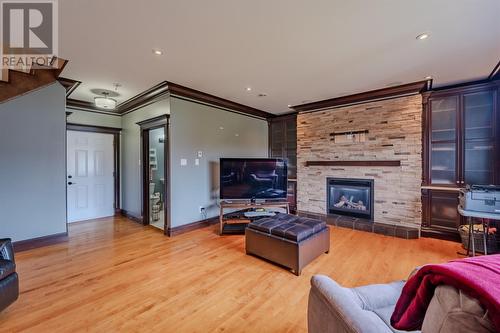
[0,1,499,332]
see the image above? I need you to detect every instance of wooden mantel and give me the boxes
[305,160,401,167]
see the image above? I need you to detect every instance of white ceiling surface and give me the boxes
[60,0,500,114]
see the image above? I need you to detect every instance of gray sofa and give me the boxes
[308,275,494,333]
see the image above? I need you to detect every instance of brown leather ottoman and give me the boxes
[245,213,330,276]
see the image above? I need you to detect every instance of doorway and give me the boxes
[66,125,121,222]
[138,115,170,233]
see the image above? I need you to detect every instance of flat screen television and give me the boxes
[220,158,288,200]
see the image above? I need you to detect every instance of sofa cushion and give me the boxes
[349,281,419,333]
[0,260,15,279]
[422,285,495,333]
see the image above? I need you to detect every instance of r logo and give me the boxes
[2,1,55,55]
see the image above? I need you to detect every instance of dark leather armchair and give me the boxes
[0,238,19,312]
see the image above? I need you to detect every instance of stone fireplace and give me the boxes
[327,178,374,220]
[297,95,423,234]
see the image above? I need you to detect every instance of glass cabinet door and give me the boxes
[430,96,458,184]
[270,121,285,158]
[286,119,297,178]
[463,91,495,185]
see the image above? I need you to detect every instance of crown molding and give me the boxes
[66,80,274,119]
[291,80,429,112]
[117,81,170,114]
[166,82,273,119]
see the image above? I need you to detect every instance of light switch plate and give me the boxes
[195,158,200,166]
[181,158,187,166]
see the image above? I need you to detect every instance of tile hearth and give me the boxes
[298,211,420,240]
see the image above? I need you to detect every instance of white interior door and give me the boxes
[67,131,115,223]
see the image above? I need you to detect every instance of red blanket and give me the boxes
[391,254,500,331]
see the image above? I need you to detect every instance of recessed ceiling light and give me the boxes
[416,33,430,40]
[246,87,252,92]
[219,126,224,130]
[153,49,163,55]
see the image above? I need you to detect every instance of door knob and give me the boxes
[68,182,76,185]
[68,175,73,179]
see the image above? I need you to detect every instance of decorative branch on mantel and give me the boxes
[305,160,401,167]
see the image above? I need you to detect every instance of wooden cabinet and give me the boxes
[286,180,297,213]
[269,114,297,212]
[421,189,462,241]
[422,81,500,240]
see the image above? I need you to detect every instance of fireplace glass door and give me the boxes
[327,178,374,219]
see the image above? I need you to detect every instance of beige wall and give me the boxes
[67,109,122,128]
[169,97,268,227]
[0,83,67,241]
[297,95,422,228]
[121,98,170,215]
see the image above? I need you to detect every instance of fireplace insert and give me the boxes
[327,178,374,220]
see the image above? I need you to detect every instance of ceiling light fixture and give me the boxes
[94,92,117,110]
[416,33,430,40]
[287,104,292,108]
[153,49,163,55]
[246,87,252,92]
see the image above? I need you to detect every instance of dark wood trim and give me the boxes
[136,115,168,129]
[420,228,461,242]
[66,123,122,210]
[114,134,121,211]
[488,59,500,80]
[67,123,122,134]
[57,77,81,97]
[139,115,170,233]
[166,217,219,237]
[118,82,170,114]
[120,210,143,224]
[268,110,299,119]
[13,232,68,252]
[305,160,401,167]
[66,98,103,112]
[66,80,272,119]
[431,79,500,94]
[292,80,429,112]
[167,82,273,119]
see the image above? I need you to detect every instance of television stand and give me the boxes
[219,200,290,235]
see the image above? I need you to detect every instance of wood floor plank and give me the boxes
[0,216,461,332]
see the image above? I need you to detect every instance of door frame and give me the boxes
[66,123,122,212]
[137,115,170,234]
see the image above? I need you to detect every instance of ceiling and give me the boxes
[60,0,500,114]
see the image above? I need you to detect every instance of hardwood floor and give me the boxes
[0,216,462,332]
